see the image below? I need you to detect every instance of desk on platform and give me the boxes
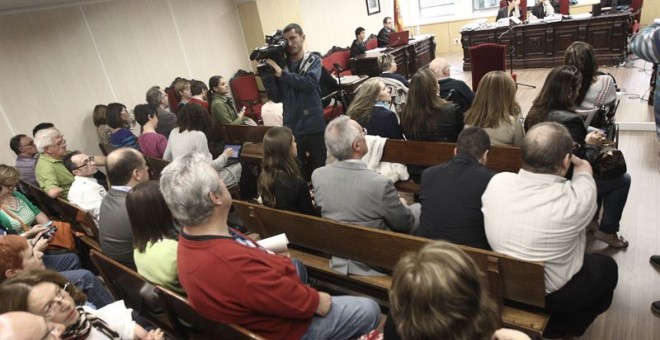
[350,35,436,78]
[460,11,631,71]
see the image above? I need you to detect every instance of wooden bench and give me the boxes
[238,139,523,193]
[210,125,273,144]
[232,200,549,337]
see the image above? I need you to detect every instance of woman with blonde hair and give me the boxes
[464,71,524,146]
[348,78,403,139]
[385,240,529,340]
[257,127,316,216]
[401,68,462,142]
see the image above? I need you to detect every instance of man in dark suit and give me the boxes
[99,148,150,269]
[415,127,494,250]
[377,17,395,47]
[350,27,367,58]
[429,57,474,115]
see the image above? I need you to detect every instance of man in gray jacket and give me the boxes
[312,116,419,233]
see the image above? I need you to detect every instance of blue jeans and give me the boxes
[595,173,631,234]
[302,296,380,340]
[60,269,115,309]
[43,253,80,271]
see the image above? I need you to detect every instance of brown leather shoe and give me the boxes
[594,231,629,249]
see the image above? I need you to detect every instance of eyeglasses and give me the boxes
[73,157,94,170]
[362,127,368,136]
[44,282,71,319]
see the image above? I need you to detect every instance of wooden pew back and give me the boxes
[144,156,171,180]
[233,200,546,309]
[217,125,273,144]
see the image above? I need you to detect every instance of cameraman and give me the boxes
[263,23,326,180]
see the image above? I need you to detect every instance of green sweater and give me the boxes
[133,238,185,295]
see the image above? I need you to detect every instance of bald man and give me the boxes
[0,312,65,340]
[428,58,474,114]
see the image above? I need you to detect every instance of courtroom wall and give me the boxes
[0,0,250,166]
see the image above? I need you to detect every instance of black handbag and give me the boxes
[591,146,627,180]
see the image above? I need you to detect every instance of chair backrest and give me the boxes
[322,46,352,77]
[89,249,174,333]
[365,34,378,50]
[20,181,66,220]
[469,43,507,92]
[222,125,272,144]
[233,200,546,308]
[155,286,264,340]
[55,198,99,240]
[229,71,263,120]
[144,156,171,180]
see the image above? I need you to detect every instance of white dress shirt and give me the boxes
[67,176,107,223]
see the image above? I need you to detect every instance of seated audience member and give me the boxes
[377,16,395,47]
[525,66,631,248]
[208,75,254,126]
[348,78,403,139]
[0,235,115,308]
[531,0,556,19]
[107,103,140,150]
[189,80,208,109]
[63,151,107,223]
[313,116,419,232]
[92,104,112,145]
[401,68,463,142]
[146,86,177,138]
[159,152,380,339]
[34,128,73,198]
[564,41,617,111]
[0,311,66,339]
[415,127,494,250]
[428,57,475,114]
[465,71,524,147]
[99,148,150,269]
[32,122,54,137]
[261,100,284,126]
[496,0,523,21]
[385,241,530,340]
[164,102,241,187]
[350,26,367,58]
[483,122,618,338]
[0,165,53,235]
[9,134,39,186]
[175,79,192,112]
[126,181,184,295]
[258,127,316,216]
[377,54,409,87]
[134,104,167,158]
[0,269,163,339]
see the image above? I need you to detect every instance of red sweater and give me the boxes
[178,233,318,339]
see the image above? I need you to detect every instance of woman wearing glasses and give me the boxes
[0,269,163,339]
[525,66,631,249]
[0,164,50,236]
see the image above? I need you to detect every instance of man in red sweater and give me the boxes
[159,152,380,339]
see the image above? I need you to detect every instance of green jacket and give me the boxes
[211,94,244,126]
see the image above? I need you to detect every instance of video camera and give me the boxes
[249,30,287,77]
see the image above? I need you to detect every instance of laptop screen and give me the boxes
[388,31,410,47]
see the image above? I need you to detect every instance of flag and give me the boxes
[393,0,404,32]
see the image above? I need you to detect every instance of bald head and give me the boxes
[429,58,450,79]
[106,148,149,186]
[522,122,573,174]
[0,312,65,340]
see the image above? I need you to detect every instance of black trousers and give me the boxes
[296,132,327,181]
[544,253,618,337]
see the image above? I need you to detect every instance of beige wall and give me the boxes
[0,0,251,166]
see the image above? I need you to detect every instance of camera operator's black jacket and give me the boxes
[263,52,326,137]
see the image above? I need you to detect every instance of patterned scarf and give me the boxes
[62,306,120,340]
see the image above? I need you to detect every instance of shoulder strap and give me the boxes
[0,205,30,232]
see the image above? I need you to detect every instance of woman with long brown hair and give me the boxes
[464,71,523,146]
[564,41,616,110]
[400,68,463,142]
[257,127,316,216]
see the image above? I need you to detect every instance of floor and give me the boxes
[440,52,660,339]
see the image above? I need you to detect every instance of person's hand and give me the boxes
[315,292,332,316]
[223,147,235,158]
[31,231,50,252]
[585,130,605,145]
[22,225,49,239]
[265,59,283,77]
[143,328,164,340]
[244,117,257,126]
[570,154,593,177]
[399,196,408,205]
